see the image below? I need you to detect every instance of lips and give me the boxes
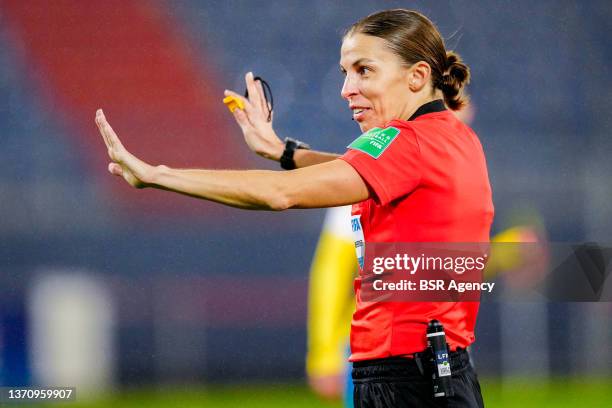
[351,107,370,121]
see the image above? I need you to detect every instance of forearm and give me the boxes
[150,166,291,211]
[265,139,339,168]
[266,142,339,167]
[294,149,340,168]
[147,159,368,211]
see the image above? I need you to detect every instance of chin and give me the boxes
[357,121,371,132]
[357,120,382,133]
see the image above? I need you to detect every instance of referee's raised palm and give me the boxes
[96,109,152,189]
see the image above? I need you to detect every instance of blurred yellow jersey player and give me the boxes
[307,205,357,405]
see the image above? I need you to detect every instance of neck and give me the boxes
[401,89,444,120]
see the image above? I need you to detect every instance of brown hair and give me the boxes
[345,9,470,110]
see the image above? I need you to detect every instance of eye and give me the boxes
[339,66,347,76]
[358,66,371,76]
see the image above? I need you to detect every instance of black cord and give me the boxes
[244,76,274,122]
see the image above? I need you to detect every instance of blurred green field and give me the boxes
[18,378,612,408]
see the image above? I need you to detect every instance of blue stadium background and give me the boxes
[0,0,611,387]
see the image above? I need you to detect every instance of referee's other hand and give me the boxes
[224,72,284,162]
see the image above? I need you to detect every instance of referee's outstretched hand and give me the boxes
[224,72,285,162]
[96,109,154,189]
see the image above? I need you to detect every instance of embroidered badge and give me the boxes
[347,126,401,159]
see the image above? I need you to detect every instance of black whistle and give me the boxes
[427,320,454,398]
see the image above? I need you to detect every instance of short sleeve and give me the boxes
[338,125,421,206]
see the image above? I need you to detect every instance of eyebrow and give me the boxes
[339,58,376,70]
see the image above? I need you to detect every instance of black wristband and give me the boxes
[280,137,310,170]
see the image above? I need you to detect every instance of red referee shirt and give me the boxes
[339,100,494,362]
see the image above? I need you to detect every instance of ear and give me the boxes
[408,61,432,92]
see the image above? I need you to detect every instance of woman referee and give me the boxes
[96,9,493,408]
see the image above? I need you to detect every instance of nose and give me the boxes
[341,74,358,100]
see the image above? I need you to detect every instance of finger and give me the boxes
[108,162,123,176]
[224,89,251,108]
[255,79,268,115]
[232,106,254,130]
[96,109,111,149]
[223,90,253,129]
[245,72,261,108]
[96,109,123,151]
[96,109,116,150]
[224,89,255,116]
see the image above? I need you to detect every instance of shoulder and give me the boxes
[340,123,424,205]
[390,111,456,133]
[394,111,480,146]
[346,123,419,160]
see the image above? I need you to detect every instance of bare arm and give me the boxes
[153,159,366,210]
[293,150,340,167]
[96,110,368,211]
